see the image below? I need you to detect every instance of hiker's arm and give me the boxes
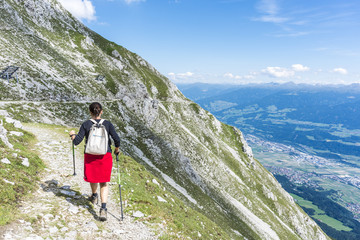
[71,123,86,146]
[109,122,120,152]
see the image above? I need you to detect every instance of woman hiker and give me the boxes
[69,102,120,221]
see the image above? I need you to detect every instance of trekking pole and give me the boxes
[116,153,124,221]
[72,141,76,176]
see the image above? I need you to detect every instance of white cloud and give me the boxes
[244,75,256,79]
[257,0,279,15]
[169,66,354,85]
[261,67,295,78]
[178,72,194,78]
[168,72,194,81]
[254,0,289,23]
[254,15,288,23]
[224,72,234,78]
[292,64,310,72]
[124,0,146,4]
[58,0,96,21]
[224,73,242,79]
[274,31,310,37]
[261,64,309,78]
[332,68,348,75]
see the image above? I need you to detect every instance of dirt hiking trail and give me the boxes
[0,123,157,240]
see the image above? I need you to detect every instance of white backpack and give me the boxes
[85,119,109,155]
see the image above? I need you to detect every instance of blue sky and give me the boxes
[59,0,360,85]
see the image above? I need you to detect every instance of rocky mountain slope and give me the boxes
[0,113,229,239]
[0,0,329,239]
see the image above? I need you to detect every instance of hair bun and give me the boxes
[89,102,103,117]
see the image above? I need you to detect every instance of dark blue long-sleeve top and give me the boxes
[73,119,120,153]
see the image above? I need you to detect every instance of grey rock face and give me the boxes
[0,125,13,149]
[21,157,30,167]
[5,117,23,129]
[157,196,167,203]
[68,205,79,214]
[132,211,145,218]
[10,131,24,136]
[112,49,121,58]
[85,221,98,231]
[1,158,11,164]
[0,110,9,117]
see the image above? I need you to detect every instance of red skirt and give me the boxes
[84,152,113,183]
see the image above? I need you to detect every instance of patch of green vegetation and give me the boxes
[113,50,170,99]
[115,154,230,239]
[290,194,352,232]
[0,118,45,225]
[0,206,12,225]
[189,103,201,114]
[138,67,169,100]
[291,194,325,215]
[276,175,360,239]
[314,215,352,232]
[0,82,19,100]
[104,75,117,95]
[87,29,129,63]
[69,30,85,49]
[221,124,243,148]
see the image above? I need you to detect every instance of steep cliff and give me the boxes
[0,0,329,239]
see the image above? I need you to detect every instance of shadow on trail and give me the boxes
[40,179,123,222]
[40,179,98,220]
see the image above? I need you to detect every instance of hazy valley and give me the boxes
[178,82,360,239]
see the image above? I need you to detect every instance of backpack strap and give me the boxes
[89,119,106,125]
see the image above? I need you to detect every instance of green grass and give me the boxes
[0,117,45,225]
[314,215,352,232]
[189,103,201,114]
[290,194,352,232]
[290,194,325,215]
[113,154,229,239]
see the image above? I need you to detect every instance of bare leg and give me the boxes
[100,182,108,204]
[90,182,98,194]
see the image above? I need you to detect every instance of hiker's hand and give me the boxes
[69,130,76,140]
[114,148,120,156]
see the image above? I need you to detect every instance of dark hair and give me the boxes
[89,102,103,117]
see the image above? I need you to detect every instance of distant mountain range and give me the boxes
[178,82,360,156]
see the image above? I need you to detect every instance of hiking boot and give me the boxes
[88,194,98,205]
[99,208,107,221]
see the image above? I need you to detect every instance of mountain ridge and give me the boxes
[0,0,329,239]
